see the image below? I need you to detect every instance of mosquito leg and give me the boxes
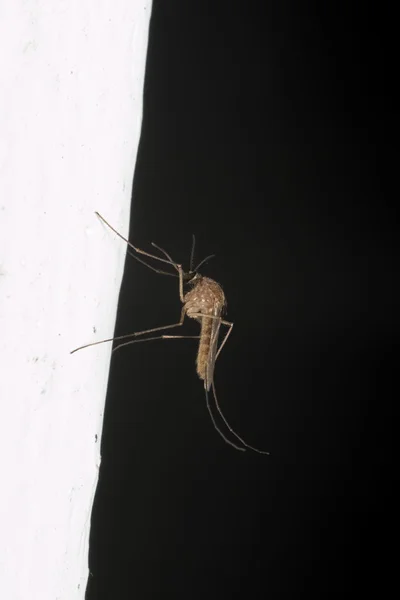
[96,213,186,301]
[215,320,234,361]
[204,388,245,452]
[95,212,181,274]
[211,381,270,455]
[178,265,184,302]
[119,306,186,338]
[70,308,187,354]
[184,314,233,362]
[113,334,199,353]
[126,250,177,278]
[139,240,185,302]
[188,313,224,322]
[151,242,176,267]
[162,335,200,339]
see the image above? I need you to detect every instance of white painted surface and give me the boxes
[0,1,151,598]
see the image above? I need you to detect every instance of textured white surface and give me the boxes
[0,1,151,598]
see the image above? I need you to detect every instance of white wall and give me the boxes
[0,2,151,598]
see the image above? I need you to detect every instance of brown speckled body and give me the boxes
[72,214,268,453]
[183,275,225,389]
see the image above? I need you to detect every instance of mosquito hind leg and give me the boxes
[204,388,245,452]
[215,320,234,362]
[185,314,234,363]
[210,382,270,455]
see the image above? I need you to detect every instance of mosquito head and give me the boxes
[183,271,202,286]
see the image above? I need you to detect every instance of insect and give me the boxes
[71,212,269,454]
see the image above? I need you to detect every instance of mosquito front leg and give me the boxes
[96,212,185,301]
[126,250,178,278]
[150,242,185,301]
[95,212,181,274]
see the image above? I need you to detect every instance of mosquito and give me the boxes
[71,212,269,454]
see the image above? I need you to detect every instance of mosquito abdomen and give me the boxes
[196,316,213,383]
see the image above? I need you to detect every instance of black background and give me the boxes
[86,2,395,599]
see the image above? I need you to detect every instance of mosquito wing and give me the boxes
[204,303,223,391]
